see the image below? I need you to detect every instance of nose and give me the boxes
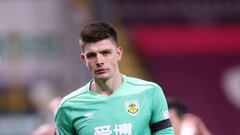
[96,54,104,66]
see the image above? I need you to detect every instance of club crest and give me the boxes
[125,100,140,116]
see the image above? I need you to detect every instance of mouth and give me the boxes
[95,68,108,75]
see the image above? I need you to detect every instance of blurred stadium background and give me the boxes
[0,0,240,134]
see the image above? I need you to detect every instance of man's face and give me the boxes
[81,38,122,80]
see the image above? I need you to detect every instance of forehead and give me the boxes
[84,39,117,53]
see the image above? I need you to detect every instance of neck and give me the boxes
[91,73,123,96]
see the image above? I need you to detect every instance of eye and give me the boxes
[101,50,112,56]
[86,52,97,59]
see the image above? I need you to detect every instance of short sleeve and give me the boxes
[150,85,174,135]
[55,106,75,135]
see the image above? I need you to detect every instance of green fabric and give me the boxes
[55,75,174,135]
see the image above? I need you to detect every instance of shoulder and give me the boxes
[123,75,162,94]
[123,75,166,102]
[124,75,162,91]
[55,83,90,122]
[58,84,89,108]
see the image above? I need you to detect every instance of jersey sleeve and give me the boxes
[55,106,75,135]
[149,85,175,135]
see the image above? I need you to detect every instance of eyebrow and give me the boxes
[100,49,113,53]
[86,48,113,54]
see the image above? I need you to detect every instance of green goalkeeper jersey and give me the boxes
[55,75,174,135]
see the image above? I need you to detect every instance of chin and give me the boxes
[95,74,111,80]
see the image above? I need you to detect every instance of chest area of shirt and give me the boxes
[73,94,152,134]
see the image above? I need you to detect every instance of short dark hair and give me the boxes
[167,98,188,119]
[79,21,118,52]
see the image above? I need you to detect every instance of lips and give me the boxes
[95,69,108,74]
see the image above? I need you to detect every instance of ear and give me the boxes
[116,47,123,61]
[80,53,86,63]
